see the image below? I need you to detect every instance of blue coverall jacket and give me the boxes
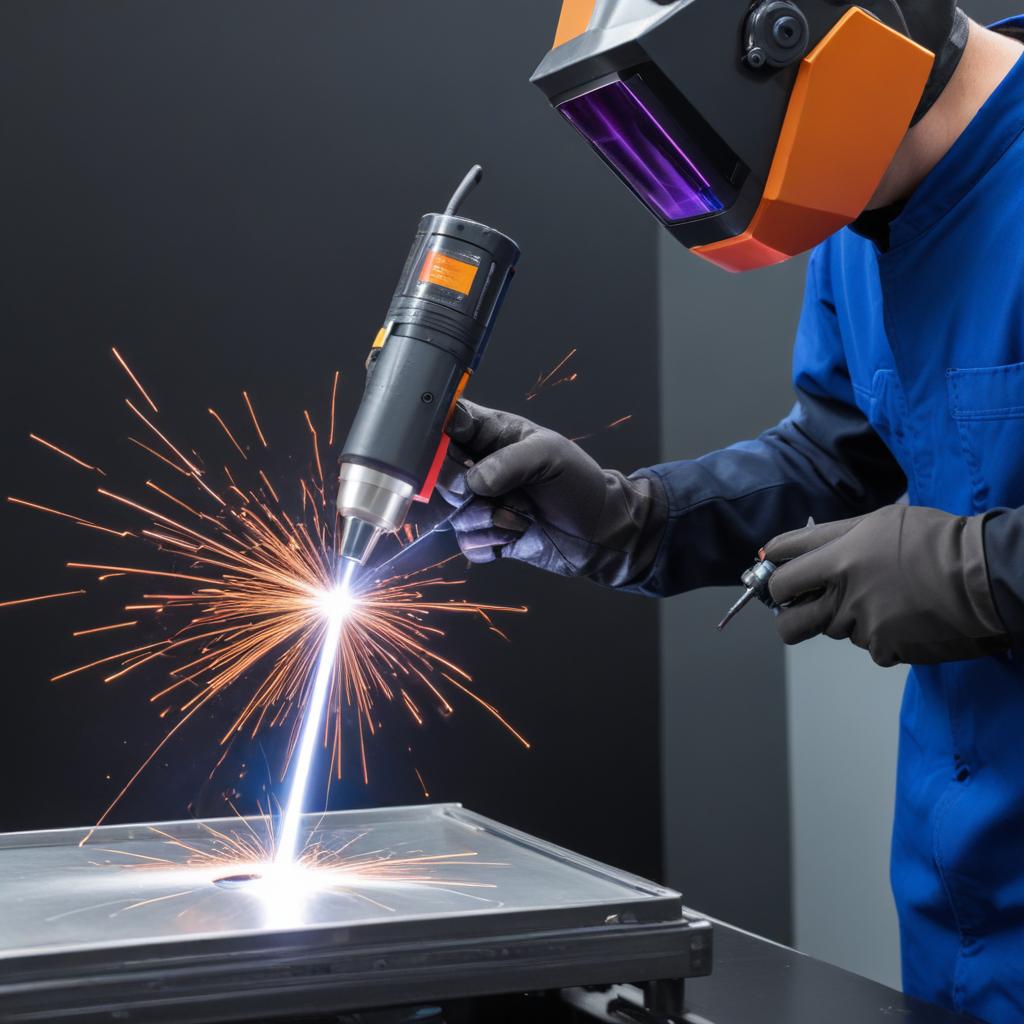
[634,23,1024,1023]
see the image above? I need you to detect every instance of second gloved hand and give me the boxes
[763,505,1009,667]
[440,400,666,587]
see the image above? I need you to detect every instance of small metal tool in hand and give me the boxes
[718,517,816,631]
[717,558,779,631]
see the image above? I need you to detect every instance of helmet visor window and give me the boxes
[558,73,735,224]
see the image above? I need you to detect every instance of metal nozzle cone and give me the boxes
[339,516,384,567]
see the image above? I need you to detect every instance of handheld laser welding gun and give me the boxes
[335,166,520,579]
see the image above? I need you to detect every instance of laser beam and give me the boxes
[276,587,350,865]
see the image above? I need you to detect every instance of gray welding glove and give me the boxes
[440,400,666,588]
[763,505,1009,667]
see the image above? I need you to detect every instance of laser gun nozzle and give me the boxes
[335,464,416,567]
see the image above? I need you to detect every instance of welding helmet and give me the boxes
[531,1,967,271]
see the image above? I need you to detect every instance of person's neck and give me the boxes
[867,20,1023,210]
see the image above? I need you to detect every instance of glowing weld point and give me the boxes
[318,583,355,621]
[220,859,349,928]
[212,862,318,928]
[275,586,352,866]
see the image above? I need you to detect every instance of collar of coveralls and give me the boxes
[849,16,1024,253]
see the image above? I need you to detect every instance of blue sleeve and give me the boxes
[628,248,907,598]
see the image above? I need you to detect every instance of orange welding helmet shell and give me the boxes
[531,1,968,271]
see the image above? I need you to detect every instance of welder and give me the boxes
[438,3,1024,1021]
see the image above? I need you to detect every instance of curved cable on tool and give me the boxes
[445,165,484,217]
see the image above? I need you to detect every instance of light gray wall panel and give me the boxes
[787,641,906,988]
[658,234,804,943]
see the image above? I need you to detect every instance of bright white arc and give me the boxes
[275,590,349,866]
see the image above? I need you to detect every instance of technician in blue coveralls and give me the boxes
[441,7,1024,1024]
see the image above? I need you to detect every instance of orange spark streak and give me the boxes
[0,589,86,609]
[129,438,190,477]
[122,890,195,913]
[527,347,578,400]
[144,481,209,523]
[440,672,530,749]
[125,401,202,479]
[74,621,138,638]
[414,767,430,798]
[328,370,340,446]
[569,412,633,443]
[83,701,209,841]
[51,641,169,682]
[67,562,223,586]
[7,497,131,538]
[243,390,268,448]
[112,347,159,414]
[401,689,424,726]
[125,409,223,506]
[29,434,104,475]
[208,408,247,460]
[258,469,280,504]
[304,410,324,484]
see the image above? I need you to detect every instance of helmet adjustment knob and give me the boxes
[744,1,810,69]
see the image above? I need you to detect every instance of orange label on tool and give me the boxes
[419,250,478,296]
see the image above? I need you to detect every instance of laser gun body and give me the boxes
[336,167,520,570]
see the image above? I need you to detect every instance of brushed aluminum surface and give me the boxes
[0,804,709,1023]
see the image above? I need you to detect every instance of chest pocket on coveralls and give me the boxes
[948,362,1024,512]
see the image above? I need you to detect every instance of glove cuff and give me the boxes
[962,511,1009,639]
[588,470,668,591]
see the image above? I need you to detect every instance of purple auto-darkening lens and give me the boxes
[559,77,724,223]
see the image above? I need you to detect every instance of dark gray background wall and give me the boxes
[0,1,664,880]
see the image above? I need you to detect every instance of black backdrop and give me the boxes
[0,1,664,880]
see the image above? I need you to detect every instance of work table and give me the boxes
[679,920,975,1024]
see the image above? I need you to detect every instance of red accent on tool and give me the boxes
[415,435,452,503]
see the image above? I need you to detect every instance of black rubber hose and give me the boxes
[444,164,484,216]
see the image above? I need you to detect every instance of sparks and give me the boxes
[93,817,505,917]
[243,390,268,448]
[527,347,579,401]
[7,496,131,538]
[73,621,138,638]
[5,351,528,835]
[29,434,105,475]
[112,347,159,414]
[570,412,633,444]
[528,347,631,444]
[0,589,86,610]
[208,408,248,460]
[328,370,340,446]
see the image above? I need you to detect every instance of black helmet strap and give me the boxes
[911,6,969,125]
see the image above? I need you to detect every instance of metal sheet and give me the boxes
[0,804,711,1023]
